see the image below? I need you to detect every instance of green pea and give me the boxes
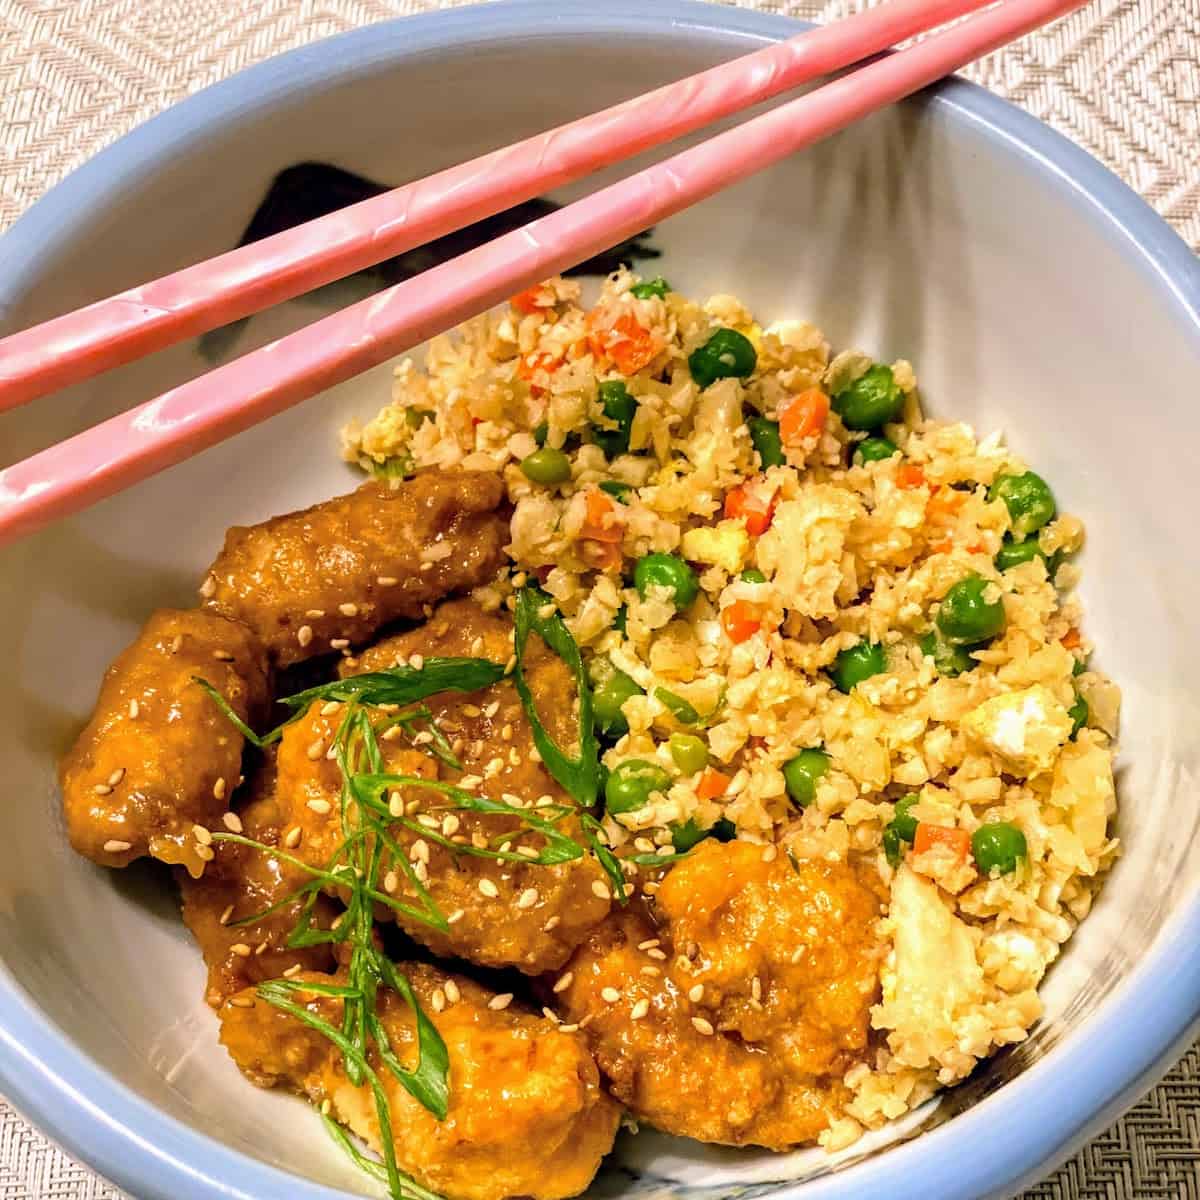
[689,328,757,389]
[832,364,903,431]
[891,794,920,843]
[592,662,644,739]
[668,733,709,775]
[405,408,434,429]
[830,641,886,693]
[747,416,785,468]
[936,574,1006,645]
[782,748,830,807]
[630,277,671,300]
[599,480,633,504]
[634,553,699,611]
[995,536,1046,572]
[1068,693,1088,737]
[606,759,672,815]
[882,824,905,867]
[971,821,1027,875]
[854,436,900,464]
[593,380,638,458]
[533,421,549,447]
[740,568,767,583]
[988,471,1056,541]
[520,446,571,485]
[919,631,976,677]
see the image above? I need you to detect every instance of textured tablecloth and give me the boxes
[0,1,1197,1197]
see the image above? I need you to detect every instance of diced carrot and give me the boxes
[723,481,777,536]
[896,463,926,489]
[930,539,953,554]
[587,310,660,375]
[580,489,624,543]
[778,388,830,444]
[510,284,553,315]
[913,823,970,858]
[966,541,985,554]
[516,350,564,397]
[721,600,764,644]
[927,485,965,515]
[696,768,731,801]
[1061,628,1081,650]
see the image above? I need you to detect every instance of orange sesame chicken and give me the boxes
[551,839,885,1149]
[202,470,509,667]
[268,599,611,974]
[59,608,269,876]
[218,964,619,1200]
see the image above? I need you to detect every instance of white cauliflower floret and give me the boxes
[961,685,1072,777]
[680,519,749,574]
[1050,736,1116,869]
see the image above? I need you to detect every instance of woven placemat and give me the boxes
[0,1,1197,1197]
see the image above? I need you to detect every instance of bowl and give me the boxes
[2,3,1199,1199]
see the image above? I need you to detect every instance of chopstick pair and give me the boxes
[0,0,1085,548]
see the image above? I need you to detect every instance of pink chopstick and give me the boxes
[0,0,996,411]
[0,0,1085,548]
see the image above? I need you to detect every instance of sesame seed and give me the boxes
[640,966,662,977]
[284,826,302,849]
[212,649,234,662]
[601,987,621,1004]
[500,723,513,742]
[489,993,514,1011]
[192,824,213,846]
[458,774,482,790]
[128,699,140,719]
[417,813,439,830]
[543,915,561,931]
[307,798,332,816]
[691,1017,715,1036]
[634,837,656,854]
[591,881,611,901]
[409,654,425,670]
[296,625,314,648]
[339,602,359,617]
[470,637,485,655]
[552,972,574,994]
[484,700,501,719]
[320,1098,332,1116]
[529,747,542,763]
[637,938,660,951]
[377,576,398,587]
[93,783,113,796]
[388,790,404,818]
[213,777,227,801]
[413,860,429,884]
[169,634,184,654]
[228,996,255,1009]
[305,609,326,619]
[558,1022,579,1033]
[504,655,517,675]
[218,904,234,926]
[230,943,252,958]
[478,878,500,899]
[484,757,505,778]
[330,638,350,650]
[283,963,303,978]
[542,1006,560,1024]
[761,845,778,863]
[199,576,217,598]
[255,940,269,956]
[447,908,466,925]
[419,561,434,573]
[643,880,660,896]
[102,839,131,853]
[689,984,705,1003]
[536,794,555,808]
[411,839,430,864]
[444,980,460,1004]
[196,845,215,862]
[222,812,242,833]
[517,846,540,860]
[306,739,325,760]
[791,947,804,964]
[751,977,763,1002]
[431,989,446,1013]
[462,704,482,718]
[517,888,538,910]
[325,742,339,760]
[630,999,650,1020]
[442,814,460,837]
[537,603,556,620]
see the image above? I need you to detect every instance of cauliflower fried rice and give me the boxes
[342,270,1121,1151]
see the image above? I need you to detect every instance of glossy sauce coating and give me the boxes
[553,840,884,1148]
[219,964,620,1200]
[272,599,611,973]
[203,471,509,666]
[59,608,269,876]
[178,756,339,1006]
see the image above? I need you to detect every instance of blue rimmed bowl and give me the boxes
[1,3,1199,1199]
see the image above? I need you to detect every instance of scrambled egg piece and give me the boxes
[962,685,1072,777]
[680,519,750,574]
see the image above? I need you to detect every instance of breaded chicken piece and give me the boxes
[60,609,269,876]
[202,471,509,666]
[553,841,884,1148]
[219,963,620,1200]
[178,756,339,1007]
[272,599,611,974]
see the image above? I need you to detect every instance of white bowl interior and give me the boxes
[2,15,1199,1198]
